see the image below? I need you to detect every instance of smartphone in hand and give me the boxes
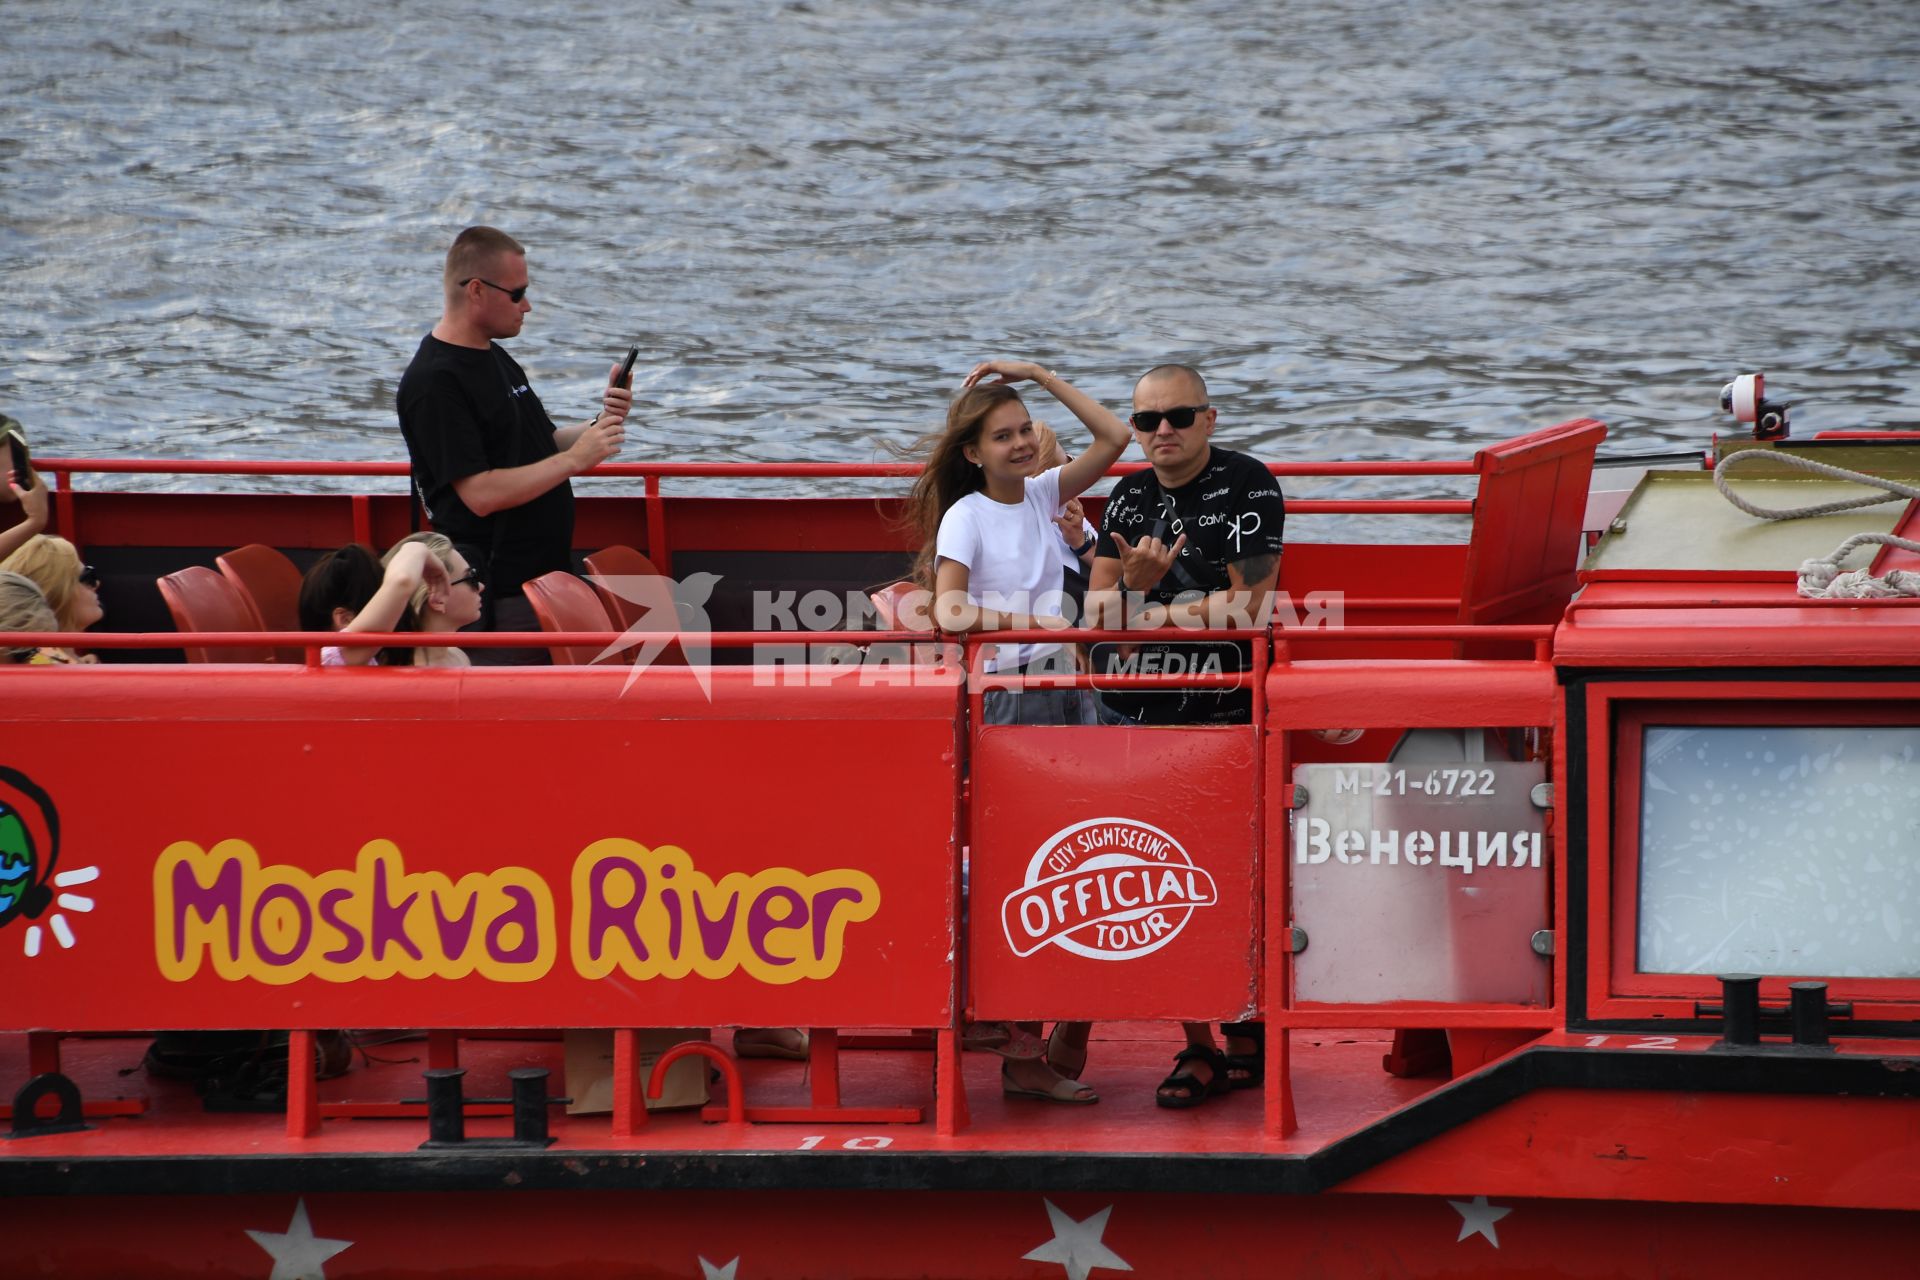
[615,345,640,390]
[3,427,32,490]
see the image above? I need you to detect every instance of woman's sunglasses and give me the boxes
[450,568,484,589]
[1129,405,1210,431]
[78,565,100,588]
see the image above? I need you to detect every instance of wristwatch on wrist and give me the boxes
[1071,534,1096,557]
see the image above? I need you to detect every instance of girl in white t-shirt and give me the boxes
[907,360,1128,725]
[905,360,1128,1105]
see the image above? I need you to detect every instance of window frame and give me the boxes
[1581,680,1920,1023]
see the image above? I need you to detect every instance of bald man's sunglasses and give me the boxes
[462,278,528,303]
[1130,405,1209,431]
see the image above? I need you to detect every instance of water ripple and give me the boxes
[2,0,1917,508]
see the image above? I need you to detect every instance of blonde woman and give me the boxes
[1,535,102,663]
[378,533,483,667]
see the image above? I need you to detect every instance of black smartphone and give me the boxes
[4,429,30,490]
[615,345,640,390]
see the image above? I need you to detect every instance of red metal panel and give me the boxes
[967,727,1259,1021]
[8,1186,1920,1277]
[0,668,959,1032]
[1559,581,1920,666]
[1266,661,1557,730]
[1341,1083,1920,1210]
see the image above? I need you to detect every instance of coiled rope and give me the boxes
[1713,449,1920,598]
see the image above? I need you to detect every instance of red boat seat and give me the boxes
[523,571,618,666]
[582,545,685,666]
[215,543,305,665]
[1460,417,1606,627]
[156,566,276,664]
[582,545,664,632]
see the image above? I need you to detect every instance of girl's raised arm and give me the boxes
[962,360,1127,502]
[334,543,448,665]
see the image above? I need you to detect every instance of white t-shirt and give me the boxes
[935,466,1070,672]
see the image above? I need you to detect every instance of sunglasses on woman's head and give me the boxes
[1129,405,1210,431]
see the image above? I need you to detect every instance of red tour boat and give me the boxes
[3,410,1918,1276]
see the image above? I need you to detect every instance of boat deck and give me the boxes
[1,1025,1428,1160]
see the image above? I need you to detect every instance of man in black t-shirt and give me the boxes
[1086,362,1285,1109]
[397,226,630,663]
[1089,364,1286,725]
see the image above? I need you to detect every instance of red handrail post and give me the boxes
[426,1030,459,1070]
[612,1028,645,1136]
[808,1028,841,1109]
[26,1031,60,1077]
[50,469,75,544]
[934,1027,969,1137]
[1260,631,1298,1137]
[644,473,669,576]
[285,1029,319,1138]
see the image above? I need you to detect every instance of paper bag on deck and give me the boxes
[564,1029,710,1115]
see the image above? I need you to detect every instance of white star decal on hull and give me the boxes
[1023,1199,1132,1280]
[698,1256,740,1280]
[245,1198,353,1280]
[1448,1194,1514,1248]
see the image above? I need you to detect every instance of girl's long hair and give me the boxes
[298,543,412,666]
[297,544,382,633]
[898,383,1023,589]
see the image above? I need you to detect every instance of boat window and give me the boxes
[1636,724,1920,979]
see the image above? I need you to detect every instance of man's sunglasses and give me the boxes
[461,278,528,304]
[78,565,100,588]
[1130,405,1210,431]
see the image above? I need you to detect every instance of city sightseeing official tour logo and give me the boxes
[1000,817,1217,961]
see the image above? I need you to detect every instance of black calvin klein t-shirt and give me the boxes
[1094,447,1287,724]
[397,335,573,599]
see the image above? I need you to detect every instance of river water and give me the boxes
[4,0,1917,509]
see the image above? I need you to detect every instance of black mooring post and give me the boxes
[1718,973,1762,1045]
[509,1067,550,1145]
[424,1067,467,1144]
[1789,981,1831,1046]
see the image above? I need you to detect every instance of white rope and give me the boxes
[1711,450,1920,597]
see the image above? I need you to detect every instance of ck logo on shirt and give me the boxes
[1226,511,1262,552]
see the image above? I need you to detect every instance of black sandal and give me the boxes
[1222,1023,1264,1091]
[1155,1045,1230,1109]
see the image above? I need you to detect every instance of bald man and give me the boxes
[397,225,630,662]
[1087,362,1285,725]
[1085,362,1285,1108]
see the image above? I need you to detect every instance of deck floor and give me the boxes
[1,1024,1440,1159]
